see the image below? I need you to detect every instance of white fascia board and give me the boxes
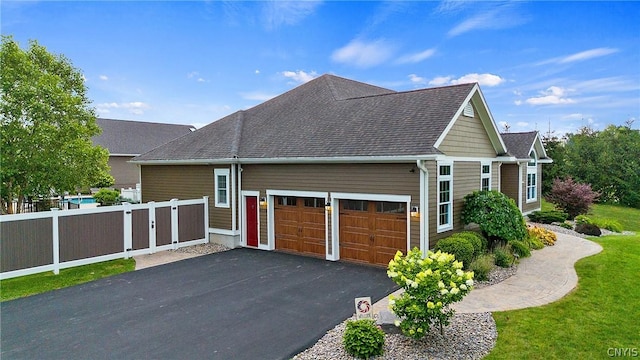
[131,155,440,165]
[110,153,139,157]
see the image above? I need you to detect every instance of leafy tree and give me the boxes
[564,125,640,208]
[541,134,567,195]
[545,177,599,219]
[1,36,110,213]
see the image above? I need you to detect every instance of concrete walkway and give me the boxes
[374,232,602,319]
[133,251,202,270]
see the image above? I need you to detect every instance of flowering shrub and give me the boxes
[387,248,474,339]
[527,225,557,246]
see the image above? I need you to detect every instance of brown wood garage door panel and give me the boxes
[274,197,325,257]
[339,200,407,266]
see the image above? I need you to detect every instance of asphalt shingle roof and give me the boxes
[133,74,477,162]
[94,119,195,155]
[500,131,540,159]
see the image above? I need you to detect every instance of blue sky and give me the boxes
[3,1,639,136]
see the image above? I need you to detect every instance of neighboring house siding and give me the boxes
[140,165,232,230]
[500,163,520,206]
[438,114,497,157]
[108,156,138,189]
[522,164,542,214]
[241,163,421,250]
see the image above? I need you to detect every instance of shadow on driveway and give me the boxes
[1,249,397,360]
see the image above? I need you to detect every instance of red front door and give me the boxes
[246,196,258,247]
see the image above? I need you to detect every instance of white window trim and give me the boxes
[437,162,454,233]
[214,168,230,208]
[526,150,537,203]
[481,161,491,191]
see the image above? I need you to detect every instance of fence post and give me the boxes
[148,201,156,254]
[171,198,179,249]
[123,202,132,259]
[203,196,209,243]
[51,208,60,275]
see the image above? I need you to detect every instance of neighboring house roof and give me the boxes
[132,74,502,163]
[501,131,550,161]
[94,118,195,156]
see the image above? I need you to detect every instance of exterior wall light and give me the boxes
[259,197,267,209]
[410,205,420,218]
[325,201,332,212]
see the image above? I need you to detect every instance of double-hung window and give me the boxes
[526,151,537,202]
[437,162,453,232]
[481,162,491,191]
[214,168,230,208]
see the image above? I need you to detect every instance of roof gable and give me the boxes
[133,75,483,163]
[501,131,549,160]
[93,118,195,155]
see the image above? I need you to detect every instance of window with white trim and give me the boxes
[526,150,537,202]
[437,163,453,231]
[481,162,491,191]
[214,168,230,208]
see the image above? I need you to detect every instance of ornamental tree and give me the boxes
[1,36,111,213]
[545,177,599,219]
[387,248,474,339]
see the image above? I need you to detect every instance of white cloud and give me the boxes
[281,70,318,84]
[537,47,619,65]
[408,74,427,85]
[240,91,278,102]
[429,76,452,86]
[255,70,260,74]
[451,73,505,87]
[563,113,584,120]
[448,4,527,37]
[99,75,108,81]
[516,121,529,127]
[429,73,504,87]
[96,101,150,115]
[331,39,394,68]
[559,47,619,64]
[525,86,575,105]
[262,1,322,30]
[396,48,436,64]
[514,100,523,106]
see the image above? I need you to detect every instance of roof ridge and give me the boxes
[335,81,475,102]
[97,117,194,128]
[322,75,339,101]
[230,111,244,157]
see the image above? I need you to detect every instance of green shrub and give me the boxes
[454,231,487,257]
[462,190,528,246]
[524,236,545,250]
[575,215,593,226]
[509,240,531,258]
[93,188,120,206]
[343,319,385,359]
[593,218,623,233]
[493,244,514,267]
[558,222,573,230]
[469,254,494,281]
[387,248,474,339]
[528,210,569,224]
[434,236,474,268]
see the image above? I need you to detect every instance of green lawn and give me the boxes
[0,258,135,302]
[487,203,640,359]
[540,199,640,231]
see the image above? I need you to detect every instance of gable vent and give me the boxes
[463,102,475,117]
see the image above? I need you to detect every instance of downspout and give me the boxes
[416,160,430,254]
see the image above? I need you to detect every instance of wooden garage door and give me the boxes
[339,200,407,266]
[274,196,325,258]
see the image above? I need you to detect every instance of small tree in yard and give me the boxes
[461,190,527,246]
[545,177,599,219]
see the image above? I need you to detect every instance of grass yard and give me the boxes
[487,203,640,359]
[0,258,135,302]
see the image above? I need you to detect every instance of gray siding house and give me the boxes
[132,75,549,266]
[93,119,195,189]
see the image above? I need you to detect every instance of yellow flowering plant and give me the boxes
[387,248,474,339]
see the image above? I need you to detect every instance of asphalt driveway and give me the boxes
[1,249,398,360]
